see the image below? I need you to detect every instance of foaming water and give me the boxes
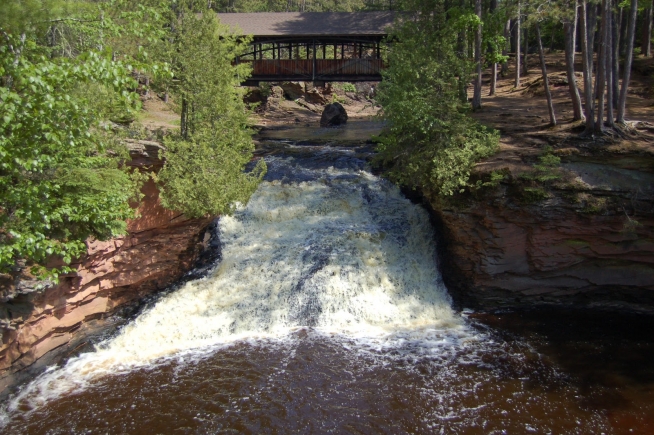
[2,147,648,434]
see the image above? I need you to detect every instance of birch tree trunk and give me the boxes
[617,0,638,123]
[536,23,557,126]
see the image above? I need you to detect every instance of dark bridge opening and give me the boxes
[217,12,397,85]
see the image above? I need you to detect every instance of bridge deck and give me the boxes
[242,58,384,82]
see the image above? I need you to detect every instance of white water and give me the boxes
[4,163,466,414]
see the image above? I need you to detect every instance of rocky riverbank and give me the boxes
[0,142,215,394]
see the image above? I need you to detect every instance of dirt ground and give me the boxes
[139,84,380,133]
[469,52,654,175]
[251,85,381,129]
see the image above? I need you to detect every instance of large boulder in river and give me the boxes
[320,102,348,127]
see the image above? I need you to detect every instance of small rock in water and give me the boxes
[320,102,348,127]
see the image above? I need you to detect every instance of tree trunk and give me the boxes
[523,25,529,74]
[595,0,608,133]
[181,97,189,139]
[502,19,510,75]
[489,0,498,95]
[617,0,638,123]
[490,63,498,95]
[588,4,599,100]
[619,6,628,56]
[536,24,557,126]
[564,3,584,121]
[581,0,596,134]
[472,0,483,109]
[613,5,621,109]
[515,3,521,88]
[643,1,653,57]
[606,0,615,128]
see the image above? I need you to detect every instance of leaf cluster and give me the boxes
[0,38,143,277]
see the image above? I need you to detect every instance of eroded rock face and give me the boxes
[320,102,348,127]
[0,143,214,393]
[280,82,305,100]
[431,186,654,312]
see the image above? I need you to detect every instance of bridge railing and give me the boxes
[241,59,385,81]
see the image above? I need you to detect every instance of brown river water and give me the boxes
[1,122,653,434]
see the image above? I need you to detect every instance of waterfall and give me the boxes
[3,157,463,413]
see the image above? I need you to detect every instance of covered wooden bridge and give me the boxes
[217,12,397,85]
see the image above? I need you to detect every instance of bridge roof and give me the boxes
[216,12,397,37]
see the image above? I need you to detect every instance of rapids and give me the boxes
[1,122,652,434]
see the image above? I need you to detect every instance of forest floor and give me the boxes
[469,52,654,177]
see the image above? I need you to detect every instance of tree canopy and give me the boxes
[0,0,263,277]
[375,0,499,196]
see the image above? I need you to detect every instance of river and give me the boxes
[1,121,653,434]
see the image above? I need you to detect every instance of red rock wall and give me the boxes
[0,168,213,392]
[433,192,654,312]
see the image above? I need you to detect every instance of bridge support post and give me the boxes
[312,39,316,81]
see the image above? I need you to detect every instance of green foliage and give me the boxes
[155,3,265,217]
[157,129,265,218]
[521,187,550,203]
[522,147,562,183]
[169,6,253,136]
[473,169,508,190]
[375,0,499,196]
[0,36,143,276]
[339,83,357,93]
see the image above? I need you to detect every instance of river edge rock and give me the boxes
[0,141,216,395]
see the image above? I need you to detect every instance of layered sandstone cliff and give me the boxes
[430,154,654,313]
[0,142,215,392]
